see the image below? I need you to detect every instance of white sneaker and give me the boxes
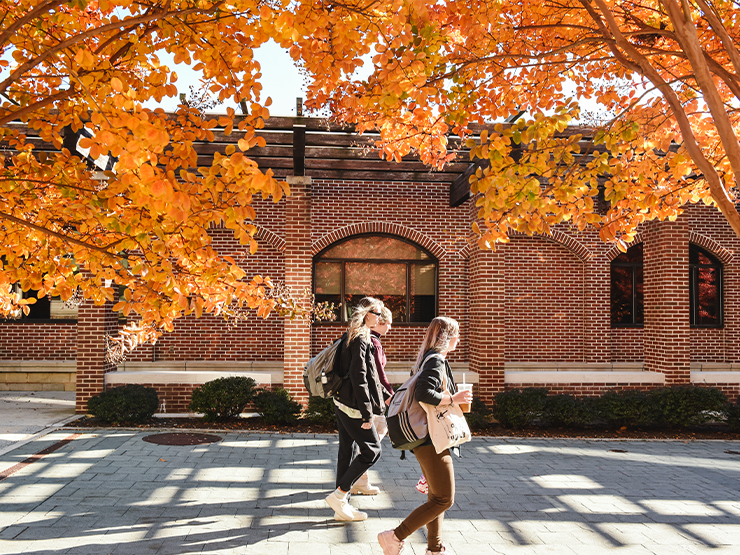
[334,504,368,521]
[325,489,366,521]
[350,472,381,495]
[378,530,405,555]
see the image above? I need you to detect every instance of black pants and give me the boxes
[334,406,382,492]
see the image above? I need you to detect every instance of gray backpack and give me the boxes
[303,334,346,398]
[386,353,442,451]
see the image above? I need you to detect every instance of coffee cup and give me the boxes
[457,383,473,413]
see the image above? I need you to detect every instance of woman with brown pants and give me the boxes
[378,316,472,555]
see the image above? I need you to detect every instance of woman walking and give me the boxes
[378,316,472,555]
[325,297,387,521]
[352,305,394,496]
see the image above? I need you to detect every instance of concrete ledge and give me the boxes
[691,371,740,384]
[505,362,644,372]
[505,371,665,384]
[115,361,283,384]
[105,370,274,385]
[0,361,75,372]
[691,363,740,372]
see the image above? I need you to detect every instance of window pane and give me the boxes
[314,262,341,320]
[611,266,634,324]
[613,243,643,264]
[690,245,716,265]
[410,264,435,322]
[697,267,720,326]
[345,262,407,322]
[315,262,341,294]
[320,236,429,260]
[635,266,644,324]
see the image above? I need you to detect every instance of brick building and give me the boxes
[2,117,739,412]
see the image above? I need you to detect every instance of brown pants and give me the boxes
[394,444,455,551]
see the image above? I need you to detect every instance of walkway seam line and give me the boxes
[0,433,81,481]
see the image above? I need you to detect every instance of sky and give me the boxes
[149,41,310,117]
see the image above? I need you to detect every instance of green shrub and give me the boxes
[727,401,740,432]
[649,386,727,428]
[595,390,654,428]
[543,394,596,427]
[87,384,159,424]
[304,395,336,425]
[492,388,547,429]
[254,387,303,425]
[189,376,257,422]
[465,397,494,430]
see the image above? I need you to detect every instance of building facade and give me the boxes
[2,118,739,412]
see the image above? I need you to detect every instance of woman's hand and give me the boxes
[451,389,472,406]
[361,421,373,430]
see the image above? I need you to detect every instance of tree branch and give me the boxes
[0,0,66,49]
[0,210,126,259]
[0,3,225,96]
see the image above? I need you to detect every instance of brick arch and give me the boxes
[605,232,645,261]
[255,225,286,252]
[457,242,474,260]
[457,231,592,261]
[689,231,734,264]
[311,222,448,259]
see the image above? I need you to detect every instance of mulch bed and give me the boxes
[66,415,740,440]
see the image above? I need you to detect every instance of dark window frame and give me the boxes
[689,244,723,328]
[610,244,644,328]
[312,233,439,325]
[1,287,78,324]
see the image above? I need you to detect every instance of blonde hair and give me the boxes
[412,316,460,374]
[347,297,384,343]
[379,306,392,324]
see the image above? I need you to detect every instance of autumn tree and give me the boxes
[279,0,740,248]
[0,0,312,351]
[5,0,740,351]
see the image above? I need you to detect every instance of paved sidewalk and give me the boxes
[1,430,739,554]
[0,392,77,456]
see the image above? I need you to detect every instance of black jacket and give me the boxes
[415,349,458,406]
[334,333,386,422]
[414,349,459,451]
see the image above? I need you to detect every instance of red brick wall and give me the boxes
[76,300,118,412]
[702,383,740,403]
[124,232,285,363]
[284,177,313,404]
[0,322,77,360]
[687,203,740,363]
[643,218,691,383]
[505,237,586,362]
[311,324,430,360]
[610,329,644,362]
[691,329,726,363]
[310,180,470,358]
[5,181,740,404]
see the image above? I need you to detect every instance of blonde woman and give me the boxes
[378,316,472,555]
[325,297,387,521]
[352,305,394,496]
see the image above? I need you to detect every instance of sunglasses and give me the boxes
[369,310,381,316]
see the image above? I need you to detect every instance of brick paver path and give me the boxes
[1,431,739,554]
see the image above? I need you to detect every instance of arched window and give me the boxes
[610,243,643,327]
[313,234,437,323]
[690,245,723,327]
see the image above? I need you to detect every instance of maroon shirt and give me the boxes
[370,331,394,396]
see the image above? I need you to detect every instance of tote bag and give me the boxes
[420,372,471,454]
